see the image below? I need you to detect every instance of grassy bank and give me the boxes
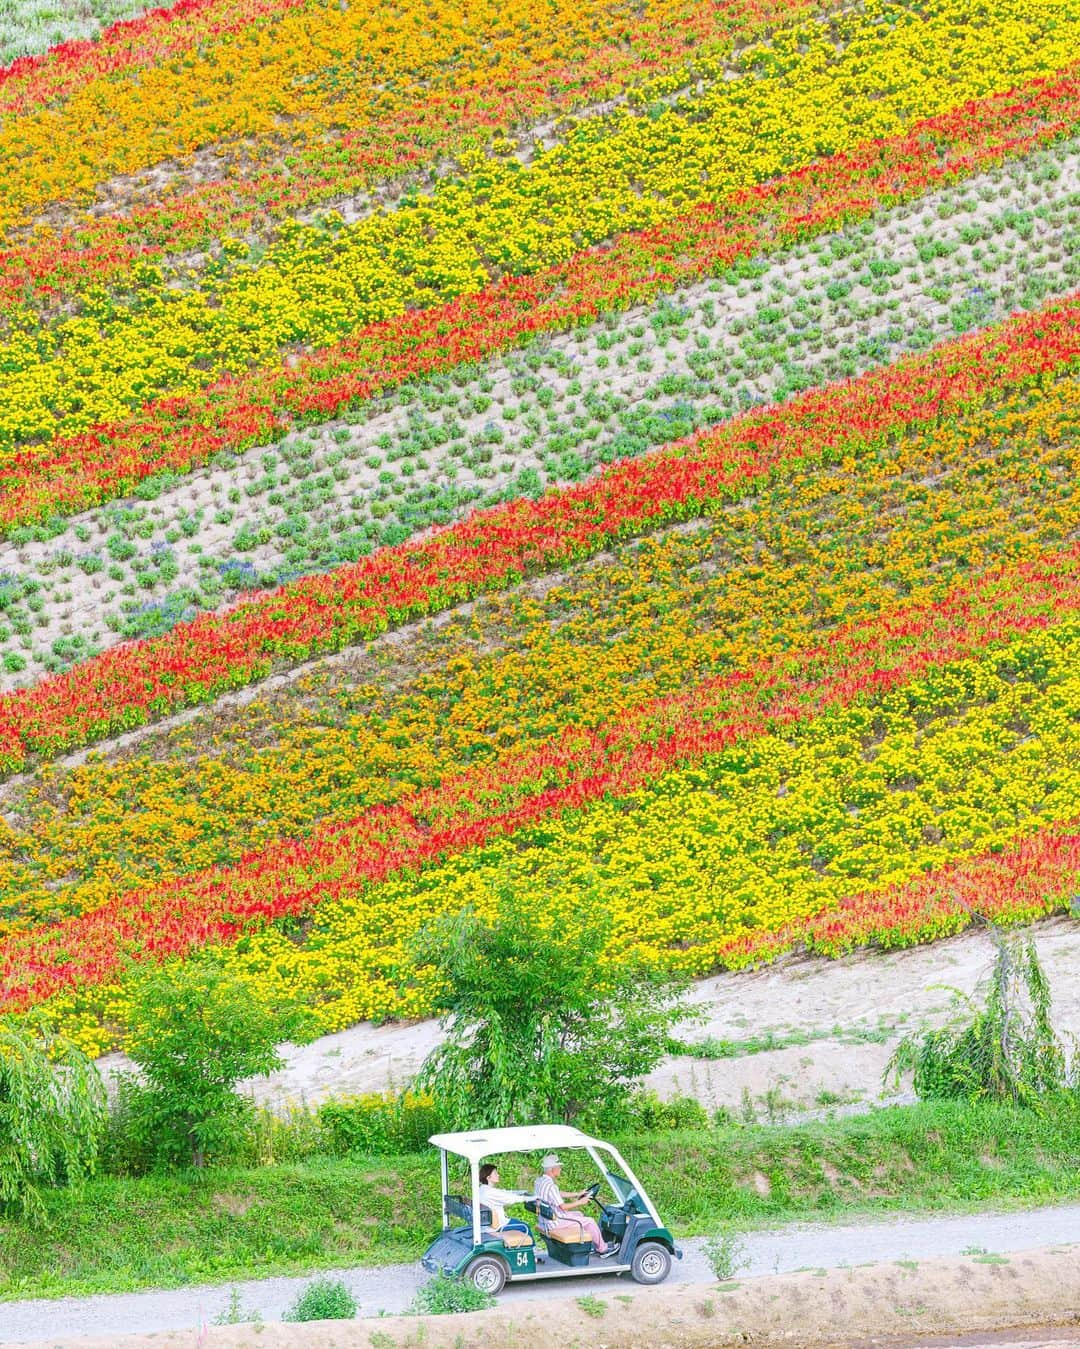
[2,1096,1078,1301]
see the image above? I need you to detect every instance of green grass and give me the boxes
[668,1023,893,1060]
[1,1095,1077,1301]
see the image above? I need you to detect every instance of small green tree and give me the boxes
[120,960,299,1167]
[0,1021,106,1220]
[413,889,696,1128]
[886,927,1074,1107]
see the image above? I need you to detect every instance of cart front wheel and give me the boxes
[630,1241,672,1285]
[465,1254,508,1295]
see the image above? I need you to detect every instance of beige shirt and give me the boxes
[533,1172,567,1226]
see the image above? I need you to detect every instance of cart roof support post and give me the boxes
[471,1157,482,1247]
[585,1140,661,1226]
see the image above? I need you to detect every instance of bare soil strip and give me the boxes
[90,917,1077,1125]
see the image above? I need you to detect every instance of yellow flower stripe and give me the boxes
[42,616,1073,1047]
[3,0,1075,452]
[0,0,789,235]
[4,367,1077,941]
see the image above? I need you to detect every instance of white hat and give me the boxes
[541,1153,562,1169]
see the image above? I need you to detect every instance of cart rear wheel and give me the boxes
[630,1241,672,1285]
[465,1254,508,1295]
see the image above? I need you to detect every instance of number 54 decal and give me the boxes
[515,1250,530,1267]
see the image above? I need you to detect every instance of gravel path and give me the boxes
[1,1204,1076,1342]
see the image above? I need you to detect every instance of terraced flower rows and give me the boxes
[5,334,1080,1046]
[3,135,1078,688]
[0,0,841,327]
[15,575,1080,1047]
[221,620,1080,1032]
[10,57,1080,538]
[2,0,824,233]
[3,0,1080,1049]
[3,368,1072,930]
[6,0,1076,454]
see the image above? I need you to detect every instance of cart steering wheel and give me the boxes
[582,1180,602,1204]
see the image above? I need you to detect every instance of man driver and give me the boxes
[534,1153,616,1255]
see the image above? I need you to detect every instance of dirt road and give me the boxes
[1,1202,1076,1342]
[4,1241,1079,1349]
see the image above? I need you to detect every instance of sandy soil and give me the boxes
[10,1246,1079,1349]
[94,915,1080,1121]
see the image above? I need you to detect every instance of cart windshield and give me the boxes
[604,1167,645,1213]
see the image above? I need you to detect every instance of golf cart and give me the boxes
[421,1124,682,1295]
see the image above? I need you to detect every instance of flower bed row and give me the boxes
[1,0,835,312]
[4,134,1077,692]
[0,287,1078,773]
[11,568,1080,1050]
[717,825,1080,968]
[6,362,1074,931]
[5,0,1074,452]
[0,0,306,113]
[0,0,825,241]
[8,57,1080,530]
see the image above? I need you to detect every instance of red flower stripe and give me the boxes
[716,826,1080,968]
[2,541,1077,1012]
[0,290,1077,773]
[6,63,1080,527]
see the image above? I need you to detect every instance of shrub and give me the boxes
[887,928,1075,1106]
[0,1022,107,1219]
[409,1273,495,1316]
[118,959,308,1167]
[282,1277,357,1322]
[606,1090,709,1134]
[241,1101,330,1167]
[413,889,696,1128]
[213,1287,263,1326]
[317,1090,446,1157]
[704,1231,748,1281]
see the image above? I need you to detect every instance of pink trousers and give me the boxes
[567,1214,606,1252]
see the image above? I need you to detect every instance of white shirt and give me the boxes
[478,1183,529,1229]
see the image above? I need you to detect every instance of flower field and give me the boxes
[1,0,1079,1051]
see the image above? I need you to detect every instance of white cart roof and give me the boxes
[429,1125,604,1162]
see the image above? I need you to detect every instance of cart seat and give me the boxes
[524,1198,583,1235]
[542,1219,588,1243]
[524,1198,593,1266]
[444,1194,534,1248]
